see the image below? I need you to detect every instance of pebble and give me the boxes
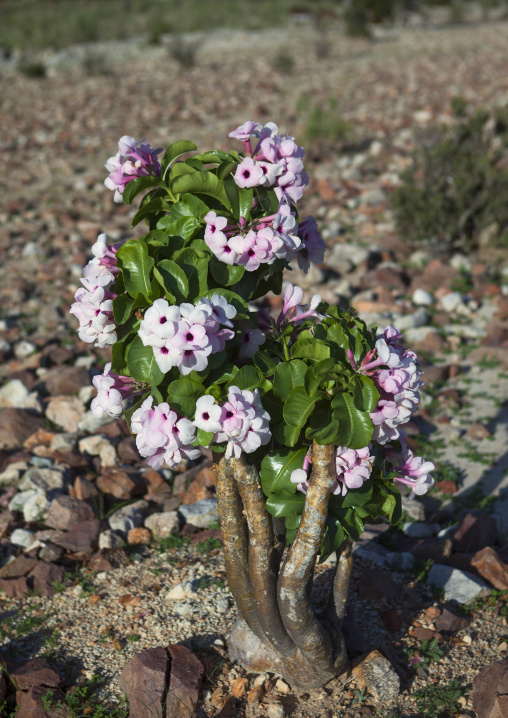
[10,529,36,549]
[412,288,434,306]
[440,292,463,313]
[403,522,441,538]
[394,308,430,330]
[144,511,179,539]
[178,498,219,529]
[13,340,36,359]
[18,467,67,492]
[108,500,148,535]
[427,564,490,603]
[79,435,117,467]
[167,581,198,600]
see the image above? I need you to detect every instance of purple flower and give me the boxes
[392,446,435,500]
[333,445,374,496]
[238,320,266,359]
[90,363,134,419]
[234,157,265,189]
[201,294,237,328]
[296,216,326,273]
[277,283,321,328]
[204,211,228,243]
[104,135,162,203]
[214,386,271,459]
[370,398,411,445]
[130,397,200,469]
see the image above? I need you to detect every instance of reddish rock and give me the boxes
[16,686,57,718]
[435,480,457,494]
[421,331,448,353]
[358,569,400,601]
[0,409,44,450]
[351,650,400,702]
[453,512,498,554]
[166,644,204,716]
[411,259,461,293]
[89,548,129,572]
[142,468,171,497]
[117,437,140,464]
[411,538,453,562]
[421,364,450,384]
[413,626,440,642]
[44,495,95,530]
[380,609,402,632]
[316,178,336,202]
[471,547,508,590]
[495,296,508,320]
[359,267,407,292]
[42,365,89,396]
[11,658,60,690]
[52,519,100,554]
[434,608,470,634]
[119,646,169,718]
[27,561,66,597]
[473,658,508,718]
[0,552,38,579]
[189,529,223,544]
[482,321,508,348]
[0,577,29,597]
[127,527,151,545]
[181,466,216,505]
[97,468,145,501]
[465,423,492,441]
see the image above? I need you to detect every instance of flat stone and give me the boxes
[358,569,400,601]
[351,650,400,703]
[119,646,169,718]
[0,379,39,410]
[46,396,85,433]
[167,580,197,601]
[44,495,95,530]
[434,608,470,635]
[43,365,89,396]
[0,576,29,597]
[440,291,463,313]
[10,529,37,549]
[15,686,58,718]
[145,511,179,539]
[465,423,492,441]
[411,538,453,562]
[403,522,441,539]
[27,561,66,597]
[99,530,126,550]
[108,500,148,535]
[18,467,67,492]
[0,553,38,579]
[97,467,145,500]
[427,564,490,603]
[127,527,151,544]
[0,409,44,450]
[178,498,219,528]
[453,511,498,554]
[473,658,508,718]
[412,288,434,306]
[471,547,508,590]
[78,434,117,467]
[166,644,204,717]
[11,657,60,690]
[52,519,100,554]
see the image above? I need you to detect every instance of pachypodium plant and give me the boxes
[70,122,435,689]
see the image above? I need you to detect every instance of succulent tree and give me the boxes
[70,122,435,690]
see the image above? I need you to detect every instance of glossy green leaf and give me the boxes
[260,447,308,496]
[167,378,205,418]
[319,517,346,564]
[197,428,214,447]
[273,360,308,402]
[161,140,197,179]
[332,392,373,449]
[217,161,238,180]
[340,481,374,509]
[131,197,172,228]
[166,216,201,240]
[116,240,154,300]
[283,387,316,428]
[266,490,306,518]
[305,402,340,444]
[170,193,209,220]
[209,257,245,287]
[145,230,170,247]
[239,187,254,220]
[113,293,135,325]
[172,170,231,210]
[353,375,380,413]
[153,259,189,303]
[253,350,279,375]
[291,338,331,361]
[193,150,231,164]
[284,514,301,531]
[127,335,164,385]
[122,176,166,204]
[229,365,263,391]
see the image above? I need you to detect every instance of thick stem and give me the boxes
[323,540,353,667]
[231,456,297,657]
[212,454,265,642]
[277,442,338,679]
[272,516,286,571]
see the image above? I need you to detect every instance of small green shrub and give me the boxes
[392,105,508,253]
[168,36,199,69]
[413,679,464,716]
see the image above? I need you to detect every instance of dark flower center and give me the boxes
[160,347,169,354]
[160,317,167,324]
[203,412,209,421]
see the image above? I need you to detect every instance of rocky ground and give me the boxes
[1,18,508,718]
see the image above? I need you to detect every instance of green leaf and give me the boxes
[229,365,263,391]
[260,447,308,496]
[116,240,154,300]
[353,375,380,413]
[341,481,374,509]
[197,428,214,447]
[284,514,301,531]
[217,161,238,180]
[266,490,306,518]
[331,393,373,450]
[169,162,197,181]
[131,197,172,228]
[122,176,166,204]
[145,230,170,248]
[273,360,308,402]
[283,387,316,428]
[282,423,303,447]
[170,193,209,220]
[319,517,345,564]
[238,187,253,220]
[113,294,135,325]
[153,259,189,303]
[305,402,340,444]
[172,248,209,300]
[193,150,231,164]
[167,378,205,418]
[210,257,245,287]
[111,336,130,375]
[172,170,231,210]
[161,140,197,179]
[253,350,279,375]
[166,216,201,240]
[291,339,331,361]
[127,335,164,385]
[381,491,402,525]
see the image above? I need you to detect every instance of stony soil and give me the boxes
[1,18,508,718]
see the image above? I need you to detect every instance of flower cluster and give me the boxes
[90,363,135,419]
[385,434,435,500]
[353,325,423,445]
[139,296,236,375]
[291,445,375,496]
[194,386,271,459]
[69,233,118,348]
[130,396,201,469]
[229,121,308,205]
[277,283,321,328]
[105,135,162,203]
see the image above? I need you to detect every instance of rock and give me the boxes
[52,519,100,555]
[99,530,126,550]
[380,608,402,632]
[0,553,38,579]
[15,686,59,718]
[401,497,425,522]
[50,432,77,453]
[190,528,222,545]
[10,657,60,690]
[119,646,169,718]
[0,409,44,449]
[145,511,179,539]
[453,511,498,554]
[427,564,490,603]
[46,396,85,433]
[108,500,148,535]
[0,576,29,597]
[412,259,461,293]
[403,522,441,539]
[360,266,407,292]
[18,467,67,493]
[357,569,400,601]
[38,544,64,563]
[471,547,508,590]
[232,677,249,698]
[395,309,430,330]
[178,498,219,529]
[181,466,216,504]
[97,467,145,500]
[77,410,114,433]
[434,608,470,635]
[166,644,204,717]
[10,529,37,549]
[412,289,434,306]
[27,561,66,597]
[167,581,197,601]
[0,379,40,411]
[42,365,89,396]
[78,434,117,467]
[44,495,95,530]
[440,292,463,313]
[473,658,508,718]
[411,538,453,562]
[465,423,492,441]
[89,547,129,572]
[266,703,285,718]
[351,650,400,703]
[9,489,50,522]
[361,188,387,207]
[127,527,151,544]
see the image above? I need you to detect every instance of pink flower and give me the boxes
[333,446,374,496]
[296,216,326,273]
[204,211,228,243]
[277,283,321,327]
[104,135,162,203]
[214,386,271,459]
[70,256,117,348]
[238,320,266,359]
[194,395,224,434]
[201,294,237,328]
[234,157,264,189]
[90,363,134,418]
[393,448,435,500]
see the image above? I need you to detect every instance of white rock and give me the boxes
[450,253,472,272]
[178,498,219,529]
[19,467,67,492]
[427,564,490,603]
[50,433,77,452]
[173,602,193,617]
[412,288,434,307]
[409,250,432,267]
[78,386,95,404]
[144,511,179,539]
[167,580,197,600]
[394,308,430,330]
[401,497,425,521]
[77,410,114,433]
[108,500,148,535]
[216,597,229,614]
[0,466,23,486]
[0,339,10,353]
[369,140,383,157]
[0,380,29,408]
[10,529,36,549]
[361,188,387,207]
[14,340,36,359]
[79,435,117,467]
[403,326,439,344]
[46,396,85,433]
[24,490,50,522]
[99,529,126,550]
[440,292,463,313]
